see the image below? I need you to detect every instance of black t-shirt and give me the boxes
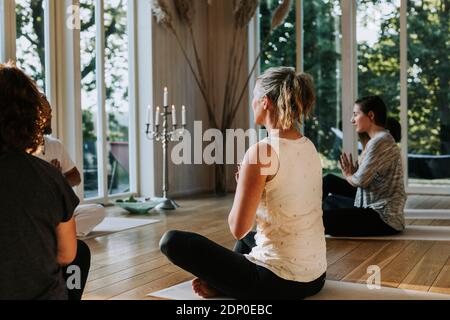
[0,151,79,300]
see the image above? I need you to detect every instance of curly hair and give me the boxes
[0,61,49,153]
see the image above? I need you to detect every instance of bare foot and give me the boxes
[192,278,220,299]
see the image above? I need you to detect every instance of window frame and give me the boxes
[251,0,450,195]
[82,0,139,204]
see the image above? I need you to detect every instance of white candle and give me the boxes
[155,106,160,126]
[164,87,169,107]
[147,105,153,125]
[172,105,177,125]
[182,105,186,125]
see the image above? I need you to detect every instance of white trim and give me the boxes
[247,7,260,130]
[82,191,135,205]
[95,0,108,202]
[0,0,16,62]
[400,0,409,191]
[45,0,58,133]
[296,0,303,72]
[128,0,139,195]
[341,0,358,157]
[407,186,450,196]
[54,0,83,199]
[136,0,155,198]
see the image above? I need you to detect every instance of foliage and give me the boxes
[260,0,449,162]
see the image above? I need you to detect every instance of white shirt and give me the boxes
[246,136,327,283]
[33,136,76,174]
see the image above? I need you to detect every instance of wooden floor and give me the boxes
[83,195,450,300]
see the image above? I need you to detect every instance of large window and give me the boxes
[80,0,99,199]
[407,0,450,187]
[105,0,130,196]
[259,0,342,174]
[357,0,401,118]
[81,0,132,200]
[260,0,342,173]
[258,0,449,194]
[303,0,342,174]
[16,0,46,91]
[259,0,297,72]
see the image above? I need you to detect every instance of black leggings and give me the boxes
[160,231,326,300]
[62,240,91,300]
[322,174,400,237]
[323,173,357,201]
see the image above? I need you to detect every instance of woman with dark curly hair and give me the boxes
[0,62,90,300]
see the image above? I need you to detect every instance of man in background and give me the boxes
[34,96,106,237]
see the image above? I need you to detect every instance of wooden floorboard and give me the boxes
[398,242,450,292]
[83,194,450,300]
[341,240,411,284]
[430,256,450,295]
[326,241,390,281]
[379,241,434,288]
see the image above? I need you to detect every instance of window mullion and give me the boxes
[127,0,138,195]
[296,0,303,73]
[400,0,409,192]
[341,0,358,157]
[44,0,58,133]
[0,0,16,62]
[248,7,260,131]
[95,0,108,203]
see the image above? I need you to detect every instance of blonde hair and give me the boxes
[256,67,316,130]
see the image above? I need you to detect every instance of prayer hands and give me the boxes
[339,153,358,178]
[51,159,62,173]
[235,164,241,184]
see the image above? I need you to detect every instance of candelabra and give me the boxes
[146,104,186,210]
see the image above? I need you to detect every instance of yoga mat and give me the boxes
[405,208,450,220]
[148,280,450,300]
[326,225,450,241]
[79,217,160,240]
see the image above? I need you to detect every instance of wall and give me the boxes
[150,0,250,197]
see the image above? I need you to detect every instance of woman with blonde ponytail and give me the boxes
[160,67,327,300]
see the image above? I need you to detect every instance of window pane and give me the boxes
[259,0,296,72]
[80,0,99,199]
[407,0,450,187]
[357,0,401,119]
[105,0,130,195]
[304,0,342,174]
[16,0,46,91]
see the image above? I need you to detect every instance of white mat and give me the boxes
[326,225,450,241]
[405,208,450,220]
[148,280,450,300]
[79,217,160,240]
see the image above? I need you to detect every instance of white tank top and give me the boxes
[246,136,327,282]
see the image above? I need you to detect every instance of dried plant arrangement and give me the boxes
[151,0,292,194]
[151,0,292,130]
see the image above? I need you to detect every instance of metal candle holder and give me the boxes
[146,105,186,210]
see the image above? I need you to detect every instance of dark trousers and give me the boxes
[160,231,326,300]
[322,173,357,201]
[322,174,400,237]
[62,240,91,300]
